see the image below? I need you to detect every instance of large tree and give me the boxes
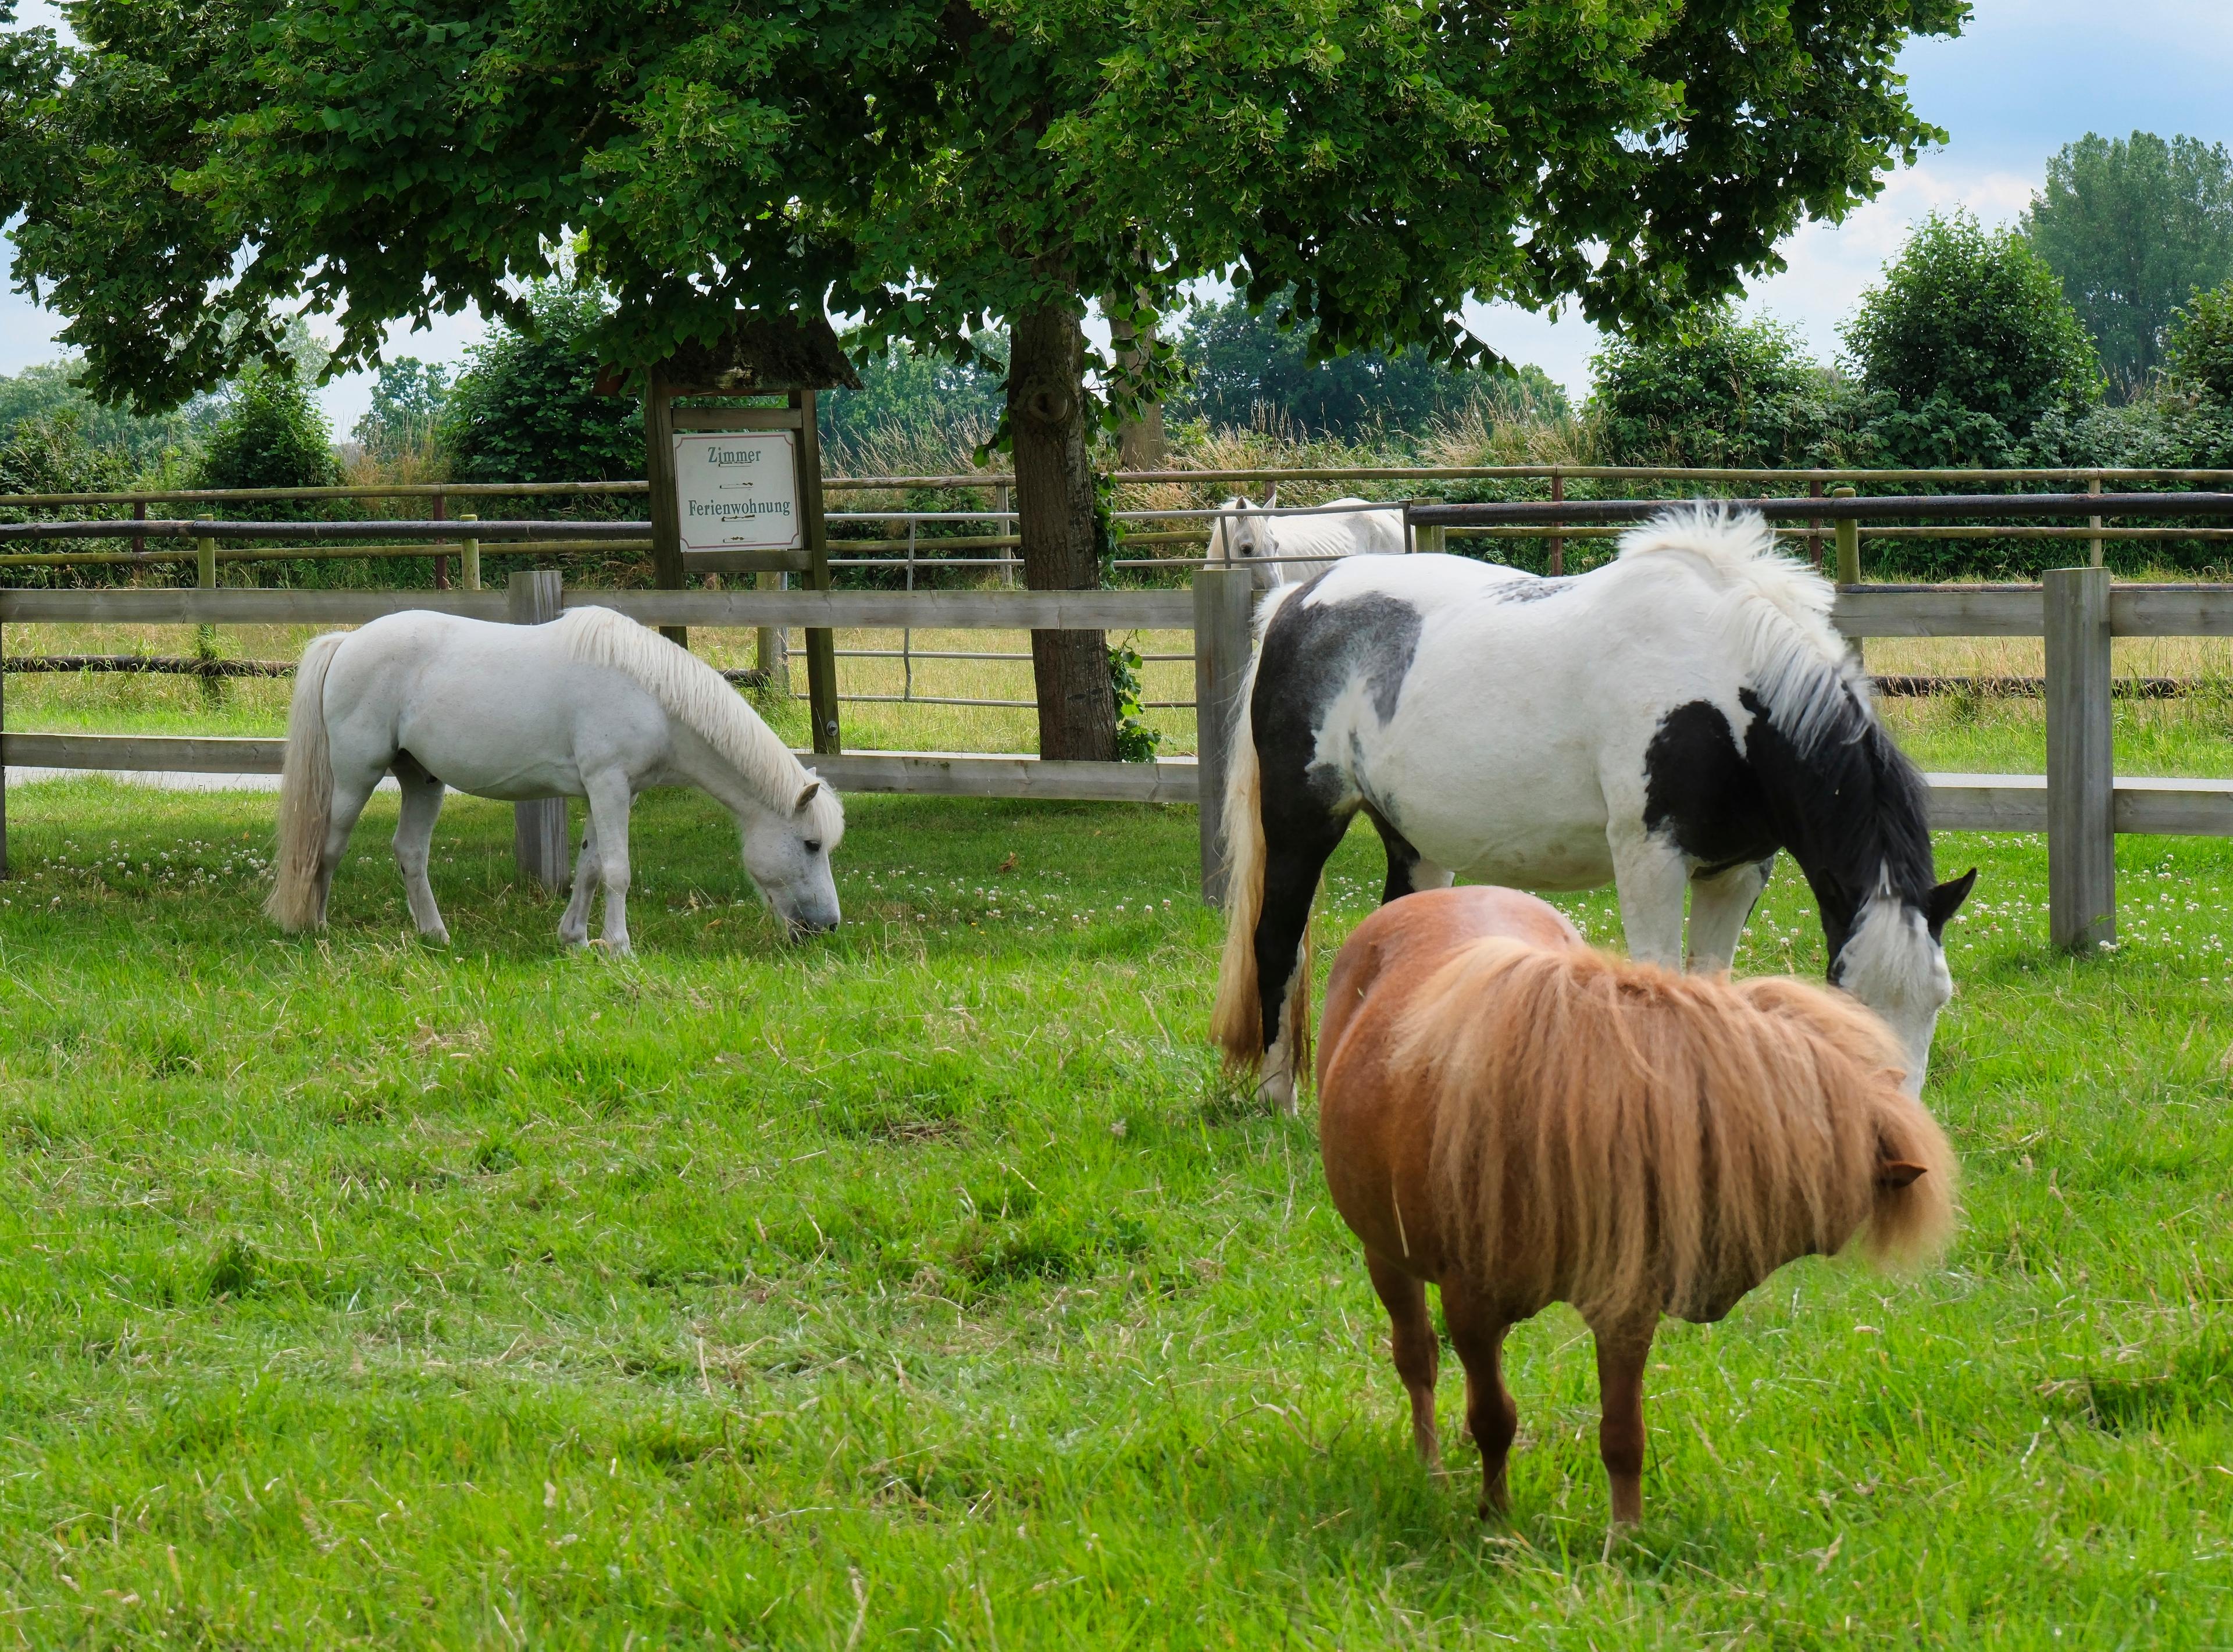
[2023,131,2233,401]
[2,0,1964,758]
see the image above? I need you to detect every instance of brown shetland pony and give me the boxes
[1317,885,1956,1529]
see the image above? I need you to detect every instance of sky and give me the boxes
[3,0,2231,430]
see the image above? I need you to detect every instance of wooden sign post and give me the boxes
[606,316,857,755]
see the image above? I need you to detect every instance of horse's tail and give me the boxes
[265,631,348,932]
[1211,582,1306,1075]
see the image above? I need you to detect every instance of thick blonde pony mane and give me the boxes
[1400,938,1955,1325]
[558,607,840,833]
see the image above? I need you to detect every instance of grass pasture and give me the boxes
[0,775,2229,1647]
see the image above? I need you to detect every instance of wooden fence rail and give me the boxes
[2,566,2231,947]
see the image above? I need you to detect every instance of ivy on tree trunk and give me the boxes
[1008,302,1115,762]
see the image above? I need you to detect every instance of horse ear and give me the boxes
[1926,867,1978,934]
[1264,483,1279,509]
[794,779,821,812]
[1877,1159,1928,1189]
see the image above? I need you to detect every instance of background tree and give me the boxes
[439,286,644,485]
[2022,132,2233,400]
[1175,288,1568,440]
[816,337,1009,473]
[2,0,1966,758]
[352,359,451,462]
[1843,212,2101,467]
[1586,307,1829,467]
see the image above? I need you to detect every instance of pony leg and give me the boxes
[1589,1318,1658,1529]
[557,816,602,949]
[1684,854,1775,973]
[1364,1251,1440,1465]
[1608,830,1689,969]
[314,766,385,928]
[389,754,450,945]
[1253,823,1347,1114]
[1440,1275,1518,1518]
[583,775,635,955]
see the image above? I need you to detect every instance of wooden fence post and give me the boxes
[195,517,216,590]
[756,569,789,687]
[2088,473,2104,569]
[1547,470,1565,576]
[458,515,480,591]
[2045,566,2114,951]
[1830,486,1860,584]
[1193,566,1257,905]
[798,388,843,755]
[1409,499,1445,555]
[508,570,571,893]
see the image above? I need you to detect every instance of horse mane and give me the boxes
[557,608,842,833]
[1400,937,1956,1325]
[1622,504,1935,915]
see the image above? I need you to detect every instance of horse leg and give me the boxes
[583,773,636,954]
[1588,1316,1658,1530]
[1608,830,1690,969]
[1685,854,1775,973]
[389,753,450,945]
[557,816,602,949]
[1253,818,1347,1114]
[1365,1251,1440,1465]
[315,763,386,928]
[1440,1274,1518,1518]
[1368,809,1455,904]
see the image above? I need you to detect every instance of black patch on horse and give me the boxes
[1252,581,1424,816]
[1245,580,1426,1050]
[1641,680,1940,977]
[1487,577,1575,603]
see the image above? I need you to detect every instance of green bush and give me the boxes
[1843,212,2102,466]
[1586,307,1837,468]
[2165,282,2233,402]
[440,285,643,484]
[191,363,342,494]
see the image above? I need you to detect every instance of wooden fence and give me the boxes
[3,566,2232,947]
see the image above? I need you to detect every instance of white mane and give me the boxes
[557,606,843,833]
[1618,504,1870,758]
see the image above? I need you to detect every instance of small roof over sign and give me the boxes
[595,315,862,397]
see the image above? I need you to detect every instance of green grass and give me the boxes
[0,782,2230,1646]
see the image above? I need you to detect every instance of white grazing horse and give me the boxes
[1204,486,1408,588]
[266,606,844,951]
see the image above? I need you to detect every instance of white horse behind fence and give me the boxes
[1204,487,1408,588]
[266,606,844,952]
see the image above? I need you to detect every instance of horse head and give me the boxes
[739,775,846,936]
[1829,867,1975,1094]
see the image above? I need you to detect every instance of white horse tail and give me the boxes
[266,631,349,932]
[1211,581,1306,1074]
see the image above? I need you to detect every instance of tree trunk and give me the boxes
[1110,310,1168,470]
[1010,302,1117,761]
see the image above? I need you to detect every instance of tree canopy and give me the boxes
[2022,132,2233,400]
[1,0,1967,757]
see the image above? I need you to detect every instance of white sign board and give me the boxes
[672,430,803,554]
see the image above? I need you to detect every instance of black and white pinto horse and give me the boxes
[1211,506,1976,1112]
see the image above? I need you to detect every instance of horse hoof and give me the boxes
[423,928,451,947]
